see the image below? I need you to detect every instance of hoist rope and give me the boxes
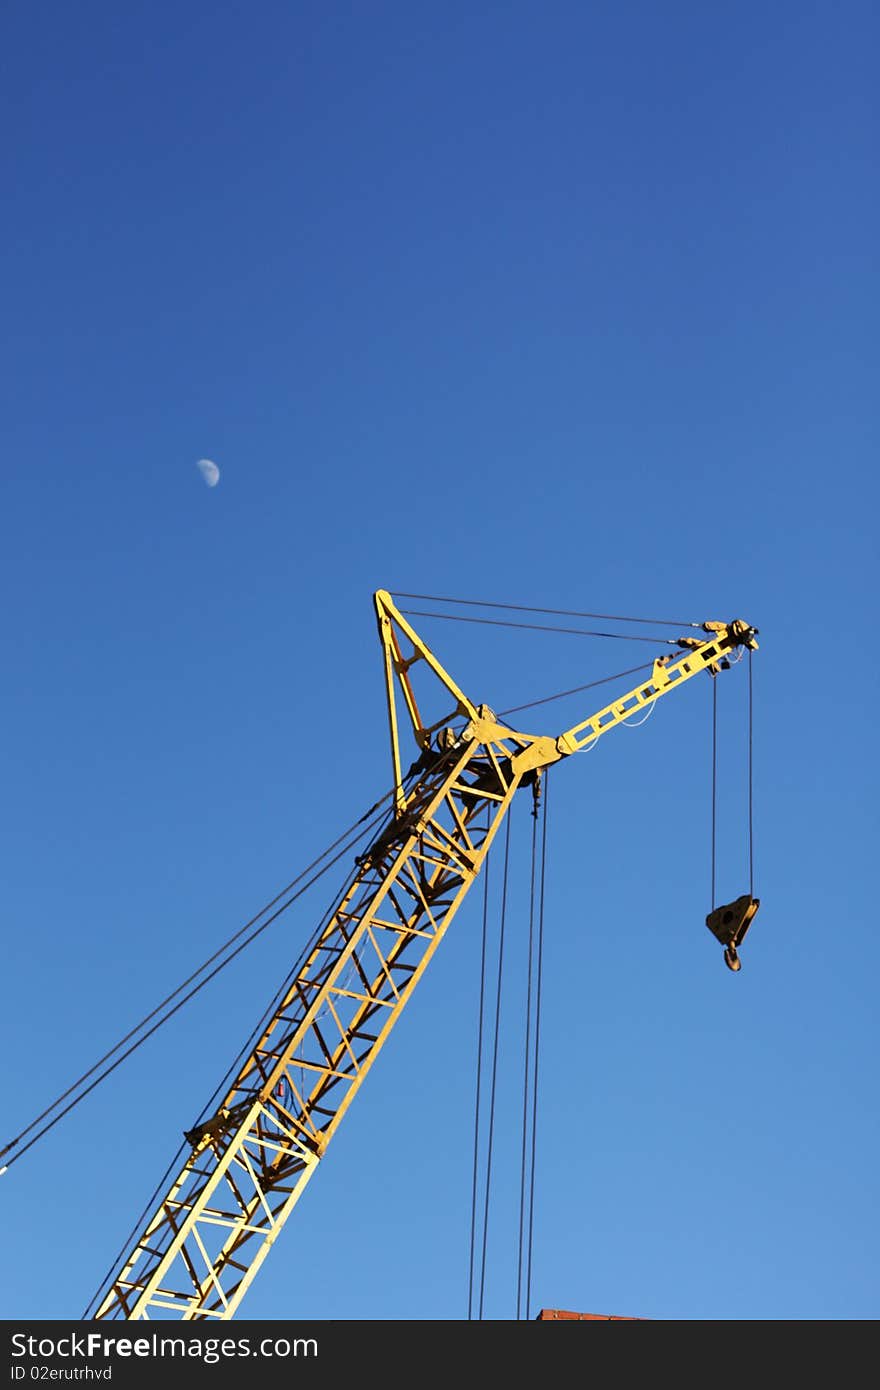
[499,662,655,718]
[392,591,701,629]
[477,808,513,1320]
[400,608,676,646]
[706,675,711,911]
[709,654,756,911]
[516,801,540,1320]
[467,816,492,1321]
[526,770,549,1321]
[1,777,418,1175]
[748,651,755,897]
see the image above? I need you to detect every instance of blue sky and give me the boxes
[1,1,877,1321]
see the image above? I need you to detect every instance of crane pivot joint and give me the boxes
[727,619,759,650]
[184,1099,253,1150]
[700,619,759,650]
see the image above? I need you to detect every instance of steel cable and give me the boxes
[477,808,513,1320]
[467,811,492,1321]
[706,675,711,911]
[392,591,700,629]
[499,662,655,718]
[1,778,418,1174]
[749,651,754,897]
[525,771,550,1320]
[516,801,540,1319]
[400,608,676,646]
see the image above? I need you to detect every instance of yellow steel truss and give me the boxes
[93,592,757,1320]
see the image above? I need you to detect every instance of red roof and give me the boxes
[536,1308,645,1320]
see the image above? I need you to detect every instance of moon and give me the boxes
[196,458,220,488]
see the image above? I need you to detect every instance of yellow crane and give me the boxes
[92,590,758,1320]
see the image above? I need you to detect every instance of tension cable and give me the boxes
[1,778,416,1174]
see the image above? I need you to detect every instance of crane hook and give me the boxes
[706,895,760,972]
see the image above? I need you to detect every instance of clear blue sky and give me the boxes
[2,1,877,1322]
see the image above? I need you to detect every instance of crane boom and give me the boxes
[92,592,757,1320]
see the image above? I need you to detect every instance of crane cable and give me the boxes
[499,661,655,718]
[477,807,513,1320]
[0,773,424,1176]
[516,781,543,1320]
[706,681,711,911]
[749,651,755,897]
[400,609,677,646]
[526,771,550,1321]
[709,652,756,908]
[469,780,551,1322]
[1,802,388,1175]
[391,591,701,629]
[516,797,539,1319]
[467,808,492,1321]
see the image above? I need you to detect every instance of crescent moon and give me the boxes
[196,458,220,488]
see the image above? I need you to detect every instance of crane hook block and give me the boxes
[705,894,760,972]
